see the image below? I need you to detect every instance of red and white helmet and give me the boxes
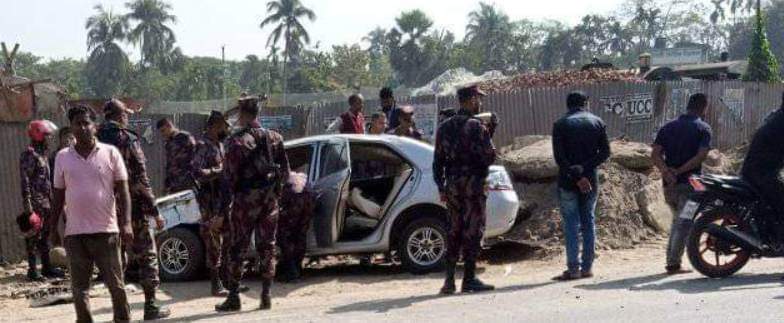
[27,120,58,142]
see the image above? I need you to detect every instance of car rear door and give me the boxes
[311,137,351,247]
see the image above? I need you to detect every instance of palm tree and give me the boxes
[260,0,316,105]
[85,5,130,96]
[125,0,177,71]
[465,2,514,71]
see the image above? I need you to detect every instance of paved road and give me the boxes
[5,242,784,322]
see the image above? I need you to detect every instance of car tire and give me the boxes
[157,227,205,282]
[398,217,447,275]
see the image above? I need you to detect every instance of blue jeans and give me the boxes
[558,187,598,273]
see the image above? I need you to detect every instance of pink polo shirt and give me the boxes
[53,142,128,236]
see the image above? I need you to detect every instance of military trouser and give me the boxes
[444,176,487,263]
[25,208,51,271]
[226,195,279,288]
[125,218,160,291]
[199,210,227,272]
[276,213,311,272]
[277,190,314,273]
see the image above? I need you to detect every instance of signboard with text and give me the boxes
[601,93,655,123]
[651,47,706,66]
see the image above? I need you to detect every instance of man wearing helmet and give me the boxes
[19,119,65,281]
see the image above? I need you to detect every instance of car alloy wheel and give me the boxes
[406,226,446,267]
[160,237,190,275]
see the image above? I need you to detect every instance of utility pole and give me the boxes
[222,45,227,111]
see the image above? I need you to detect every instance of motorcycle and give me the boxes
[681,174,784,278]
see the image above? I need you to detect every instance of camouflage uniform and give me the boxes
[276,184,315,278]
[191,136,232,273]
[164,130,197,194]
[433,109,496,264]
[19,144,52,266]
[97,121,160,291]
[224,121,290,287]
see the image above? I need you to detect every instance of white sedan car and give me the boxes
[156,134,519,280]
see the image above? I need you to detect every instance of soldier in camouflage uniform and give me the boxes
[157,118,197,194]
[191,111,232,296]
[433,85,496,295]
[216,96,290,312]
[276,172,315,282]
[20,120,64,281]
[96,99,171,320]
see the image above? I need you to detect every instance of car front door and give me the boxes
[311,137,351,247]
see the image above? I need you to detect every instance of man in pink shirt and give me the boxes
[50,106,133,323]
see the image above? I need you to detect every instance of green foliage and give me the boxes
[743,6,780,82]
[85,5,131,97]
[15,0,784,105]
[125,0,178,72]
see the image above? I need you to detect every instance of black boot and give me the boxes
[215,287,241,312]
[40,251,64,279]
[143,288,171,320]
[26,255,44,282]
[461,261,494,293]
[259,279,272,310]
[439,262,457,295]
[211,271,229,297]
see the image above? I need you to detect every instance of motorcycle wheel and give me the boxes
[686,207,752,278]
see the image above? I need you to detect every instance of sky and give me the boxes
[1,0,625,62]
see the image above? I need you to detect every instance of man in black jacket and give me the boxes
[742,92,784,248]
[551,91,610,281]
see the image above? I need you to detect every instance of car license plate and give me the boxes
[679,200,700,220]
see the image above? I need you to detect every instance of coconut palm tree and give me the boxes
[85,4,130,96]
[125,0,177,71]
[465,2,514,72]
[260,0,316,105]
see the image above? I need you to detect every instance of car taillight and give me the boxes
[689,176,706,192]
[487,169,514,191]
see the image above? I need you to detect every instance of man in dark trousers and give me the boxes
[380,87,400,130]
[51,106,132,323]
[216,96,290,312]
[551,91,610,281]
[191,111,232,296]
[97,99,170,320]
[742,92,784,251]
[19,119,64,281]
[652,93,712,275]
[433,84,496,295]
[327,94,366,134]
[157,118,197,194]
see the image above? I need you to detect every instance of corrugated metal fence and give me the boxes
[1,80,783,260]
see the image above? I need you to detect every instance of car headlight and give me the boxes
[487,169,514,191]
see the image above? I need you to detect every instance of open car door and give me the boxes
[311,137,351,247]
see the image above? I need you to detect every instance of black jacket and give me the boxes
[552,109,611,191]
[742,108,784,179]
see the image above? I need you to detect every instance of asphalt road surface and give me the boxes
[4,240,784,322]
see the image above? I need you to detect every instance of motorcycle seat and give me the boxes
[700,175,758,196]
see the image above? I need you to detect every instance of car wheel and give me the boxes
[398,218,447,274]
[157,228,204,282]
